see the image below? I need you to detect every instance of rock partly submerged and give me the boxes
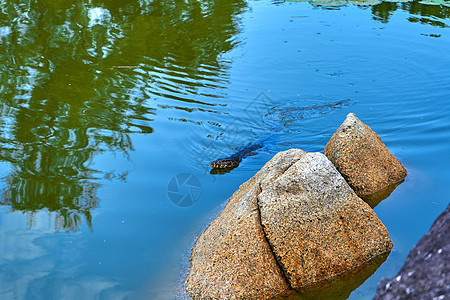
[325,113,407,202]
[374,203,450,300]
[185,149,393,299]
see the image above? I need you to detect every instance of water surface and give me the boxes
[0,0,449,299]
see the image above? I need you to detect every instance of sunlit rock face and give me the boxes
[258,152,393,289]
[325,113,407,200]
[185,149,393,299]
[374,203,450,300]
[185,150,303,299]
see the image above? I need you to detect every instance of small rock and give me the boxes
[325,113,407,200]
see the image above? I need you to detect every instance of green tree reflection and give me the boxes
[372,0,450,27]
[0,0,245,231]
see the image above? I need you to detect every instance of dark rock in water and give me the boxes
[374,203,450,300]
[325,113,407,203]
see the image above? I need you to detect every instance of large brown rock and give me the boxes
[185,149,393,299]
[185,149,304,299]
[325,113,407,199]
[259,152,393,289]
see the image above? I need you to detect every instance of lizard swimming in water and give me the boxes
[210,142,264,169]
[209,98,352,170]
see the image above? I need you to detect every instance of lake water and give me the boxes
[0,0,449,299]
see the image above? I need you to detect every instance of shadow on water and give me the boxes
[0,0,246,231]
[361,179,405,208]
[210,166,239,175]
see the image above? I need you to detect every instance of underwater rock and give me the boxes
[324,113,407,200]
[185,149,392,299]
[374,203,450,300]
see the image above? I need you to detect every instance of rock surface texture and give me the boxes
[374,203,450,300]
[185,149,393,299]
[258,152,393,289]
[185,150,301,299]
[324,113,407,198]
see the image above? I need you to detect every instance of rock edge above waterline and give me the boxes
[325,113,407,199]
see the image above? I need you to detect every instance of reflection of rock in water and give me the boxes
[279,252,390,300]
[361,179,404,208]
